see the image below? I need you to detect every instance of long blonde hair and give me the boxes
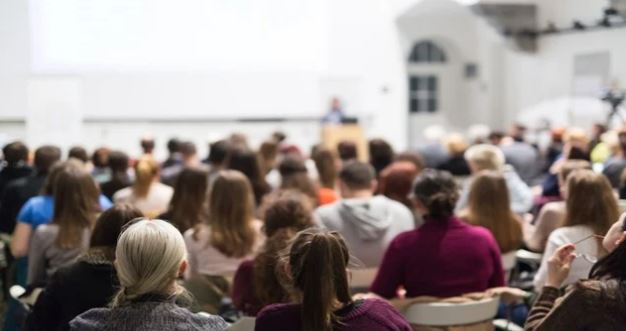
[463,171,522,253]
[111,219,187,307]
[564,170,618,254]
[201,170,256,258]
[132,157,159,198]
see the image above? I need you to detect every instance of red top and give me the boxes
[370,216,504,299]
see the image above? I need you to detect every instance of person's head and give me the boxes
[444,134,468,157]
[205,170,256,258]
[111,219,188,307]
[509,123,527,142]
[592,123,607,139]
[284,228,352,331]
[337,161,376,198]
[556,159,592,196]
[564,127,589,149]
[551,127,565,143]
[488,131,505,145]
[68,146,88,163]
[108,150,130,174]
[179,141,197,164]
[395,151,425,172]
[229,133,249,148]
[465,171,522,253]
[133,157,160,198]
[464,144,505,173]
[52,160,101,249]
[330,97,341,112]
[207,139,231,167]
[564,170,618,243]
[140,136,155,155]
[337,141,357,162]
[89,204,143,260]
[378,161,419,208]
[166,138,181,155]
[167,167,209,233]
[368,138,394,176]
[278,155,307,178]
[42,160,70,195]
[312,147,339,189]
[224,147,264,184]
[411,169,459,219]
[2,141,29,167]
[590,218,626,282]
[258,140,279,175]
[34,145,62,174]
[272,131,287,143]
[91,147,110,168]
[253,191,315,306]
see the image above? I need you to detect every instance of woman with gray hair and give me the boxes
[69,219,227,331]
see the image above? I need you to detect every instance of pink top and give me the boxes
[371,216,504,299]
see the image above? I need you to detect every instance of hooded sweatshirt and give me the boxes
[314,195,417,267]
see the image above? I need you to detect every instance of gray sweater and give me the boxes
[314,195,417,267]
[69,299,228,331]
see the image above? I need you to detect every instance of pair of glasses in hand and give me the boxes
[571,234,605,264]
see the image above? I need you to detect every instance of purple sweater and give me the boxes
[371,217,504,299]
[255,299,411,331]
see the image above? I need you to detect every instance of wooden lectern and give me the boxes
[320,124,368,162]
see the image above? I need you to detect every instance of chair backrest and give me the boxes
[403,297,499,326]
[501,251,517,272]
[228,317,256,331]
[349,267,378,289]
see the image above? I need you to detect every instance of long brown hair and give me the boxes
[463,171,523,253]
[202,170,256,257]
[312,147,338,189]
[564,170,618,254]
[89,204,143,261]
[253,191,314,309]
[53,160,101,249]
[286,229,352,331]
[132,157,159,198]
[165,167,209,232]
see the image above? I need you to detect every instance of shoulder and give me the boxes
[180,309,228,329]
[313,202,342,225]
[357,299,409,326]
[154,183,174,194]
[34,224,58,237]
[548,226,591,243]
[257,303,300,320]
[70,307,111,330]
[183,226,208,245]
[113,188,131,200]
[388,229,419,249]
[374,196,412,213]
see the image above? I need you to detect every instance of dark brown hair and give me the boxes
[90,204,143,260]
[253,192,314,310]
[463,171,522,253]
[68,146,88,163]
[52,160,101,249]
[164,167,209,232]
[34,145,62,174]
[224,147,270,206]
[2,141,28,166]
[258,140,279,175]
[412,169,459,219]
[368,138,394,175]
[338,161,375,191]
[337,141,358,161]
[286,228,352,331]
[378,161,419,208]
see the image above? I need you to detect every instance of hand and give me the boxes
[545,244,576,288]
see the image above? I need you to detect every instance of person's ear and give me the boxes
[178,260,188,278]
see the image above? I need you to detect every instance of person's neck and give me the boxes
[344,190,373,199]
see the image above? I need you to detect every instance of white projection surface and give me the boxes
[30,0,329,72]
[28,0,333,119]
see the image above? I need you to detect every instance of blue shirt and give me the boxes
[17,195,113,230]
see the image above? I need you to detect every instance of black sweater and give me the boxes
[25,252,118,331]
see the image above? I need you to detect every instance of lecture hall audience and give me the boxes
[5,120,626,331]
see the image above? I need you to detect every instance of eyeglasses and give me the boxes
[571,234,605,264]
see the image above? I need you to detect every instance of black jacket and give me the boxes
[24,252,118,331]
[0,173,46,233]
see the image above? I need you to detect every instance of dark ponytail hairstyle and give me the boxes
[287,229,352,331]
[412,169,459,219]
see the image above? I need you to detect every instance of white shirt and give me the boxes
[113,182,173,218]
[533,225,599,291]
[183,220,264,278]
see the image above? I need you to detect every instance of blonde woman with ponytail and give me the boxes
[255,228,411,331]
[70,219,228,331]
[113,157,173,217]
